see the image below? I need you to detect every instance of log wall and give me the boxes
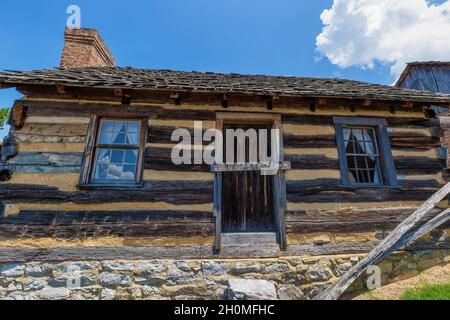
[0,93,449,257]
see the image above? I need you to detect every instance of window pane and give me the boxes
[111,149,124,163]
[100,120,114,132]
[122,165,137,179]
[348,171,357,183]
[93,148,138,182]
[128,121,140,133]
[124,150,138,164]
[98,119,140,146]
[115,133,126,144]
[373,161,382,184]
[343,126,383,185]
[114,121,126,133]
[343,128,351,143]
[99,131,114,144]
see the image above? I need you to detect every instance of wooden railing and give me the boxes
[314,182,450,300]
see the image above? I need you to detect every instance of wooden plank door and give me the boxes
[222,171,275,232]
[221,124,275,232]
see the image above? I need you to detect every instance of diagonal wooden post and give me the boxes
[314,182,450,300]
[400,208,450,247]
[365,208,450,270]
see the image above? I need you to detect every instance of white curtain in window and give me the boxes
[126,131,139,145]
[343,128,351,147]
[352,130,376,160]
[121,121,139,145]
[353,129,381,184]
[100,121,139,145]
[344,128,381,184]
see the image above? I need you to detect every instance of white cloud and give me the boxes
[316,0,450,79]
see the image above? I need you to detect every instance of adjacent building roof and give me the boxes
[1,67,450,104]
[395,61,450,94]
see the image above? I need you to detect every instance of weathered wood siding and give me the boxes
[0,96,448,254]
[399,64,450,94]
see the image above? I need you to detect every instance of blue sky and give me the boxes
[0,0,449,138]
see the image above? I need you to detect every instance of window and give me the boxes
[334,117,397,187]
[80,117,147,186]
[343,127,382,184]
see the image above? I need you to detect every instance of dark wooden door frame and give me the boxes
[212,112,288,251]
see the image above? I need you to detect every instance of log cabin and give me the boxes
[1,27,450,262]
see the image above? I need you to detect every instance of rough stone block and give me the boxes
[0,264,25,278]
[38,287,70,300]
[102,261,135,272]
[136,261,166,274]
[307,265,333,282]
[23,279,47,292]
[227,279,277,300]
[98,272,131,288]
[134,275,165,287]
[57,262,100,273]
[100,288,116,300]
[230,263,265,275]
[277,285,306,300]
[202,261,230,276]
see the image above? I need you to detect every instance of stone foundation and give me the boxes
[1,249,449,300]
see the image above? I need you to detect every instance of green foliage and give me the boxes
[401,283,450,300]
[0,108,9,130]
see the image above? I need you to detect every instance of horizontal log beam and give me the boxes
[394,157,446,174]
[0,239,448,262]
[14,134,86,144]
[286,154,339,170]
[281,114,438,128]
[6,152,83,166]
[286,207,444,233]
[286,182,441,203]
[0,222,214,239]
[283,134,336,148]
[25,101,215,121]
[0,181,214,205]
[17,123,88,137]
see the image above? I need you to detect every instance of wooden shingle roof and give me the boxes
[1,67,450,104]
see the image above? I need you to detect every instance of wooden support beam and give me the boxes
[0,83,14,89]
[424,108,437,119]
[121,95,131,105]
[56,85,65,94]
[363,99,372,107]
[114,88,123,97]
[8,102,27,128]
[389,105,396,114]
[213,172,222,251]
[266,96,278,110]
[170,92,181,105]
[314,182,450,300]
[222,93,228,108]
[317,98,327,106]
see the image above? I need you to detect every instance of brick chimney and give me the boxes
[60,27,115,68]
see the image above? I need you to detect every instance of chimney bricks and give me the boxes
[60,27,115,68]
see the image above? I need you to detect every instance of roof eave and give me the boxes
[395,65,412,88]
[1,78,450,105]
